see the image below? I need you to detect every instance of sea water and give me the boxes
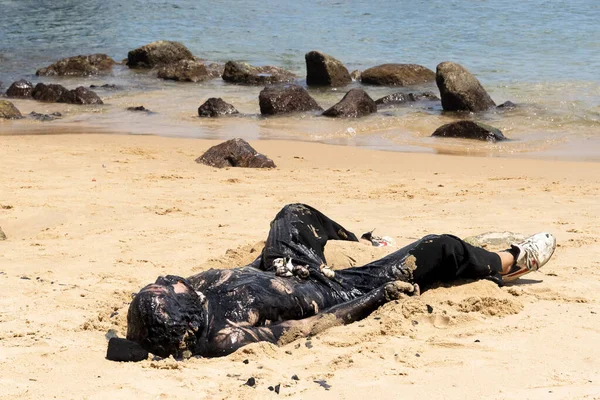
[1,0,599,159]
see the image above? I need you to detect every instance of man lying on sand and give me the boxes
[120,204,556,359]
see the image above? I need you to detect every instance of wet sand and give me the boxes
[1,133,599,399]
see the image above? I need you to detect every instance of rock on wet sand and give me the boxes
[0,100,23,119]
[29,111,62,121]
[431,120,507,142]
[195,138,276,168]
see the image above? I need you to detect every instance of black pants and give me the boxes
[260,204,503,293]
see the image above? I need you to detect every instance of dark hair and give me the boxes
[126,276,205,358]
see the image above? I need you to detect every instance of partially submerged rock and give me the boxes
[497,101,516,109]
[198,98,239,117]
[305,51,351,87]
[431,120,507,142]
[375,91,439,106]
[36,54,116,76]
[350,70,361,81]
[30,111,62,121]
[259,84,322,115]
[127,106,153,113]
[196,138,276,168]
[0,100,23,119]
[322,88,377,118]
[157,59,210,82]
[90,84,119,90]
[436,62,496,112]
[6,79,34,98]
[72,87,103,104]
[222,61,295,85]
[204,63,225,79]
[127,41,194,69]
[31,83,103,104]
[361,64,435,86]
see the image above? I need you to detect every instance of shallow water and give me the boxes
[1,0,599,159]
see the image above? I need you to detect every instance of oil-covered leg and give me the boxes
[337,234,504,293]
[260,204,359,274]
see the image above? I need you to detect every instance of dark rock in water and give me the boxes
[72,86,103,104]
[259,84,322,115]
[305,51,351,87]
[0,100,23,119]
[29,111,62,121]
[322,88,377,118]
[431,120,507,142]
[375,91,440,106]
[36,54,116,76]
[127,105,153,113]
[0,226,6,240]
[350,69,361,81]
[497,101,517,109]
[157,59,210,82]
[32,83,73,103]
[90,84,118,90]
[223,61,295,85]
[204,63,225,79]
[127,40,194,69]
[361,64,435,86]
[106,337,149,362]
[32,83,102,104]
[198,98,239,117]
[245,377,256,387]
[436,62,496,112]
[6,79,34,98]
[196,138,276,168]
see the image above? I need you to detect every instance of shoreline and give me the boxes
[2,122,600,163]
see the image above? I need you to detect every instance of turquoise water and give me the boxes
[1,0,599,159]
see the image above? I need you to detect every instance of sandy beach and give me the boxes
[1,133,599,399]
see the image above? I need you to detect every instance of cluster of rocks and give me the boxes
[3,79,103,106]
[2,40,514,141]
[195,138,276,168]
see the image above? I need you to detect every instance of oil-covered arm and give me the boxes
[200,280,418,357]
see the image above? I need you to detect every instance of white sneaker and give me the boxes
[503,232,556,282]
